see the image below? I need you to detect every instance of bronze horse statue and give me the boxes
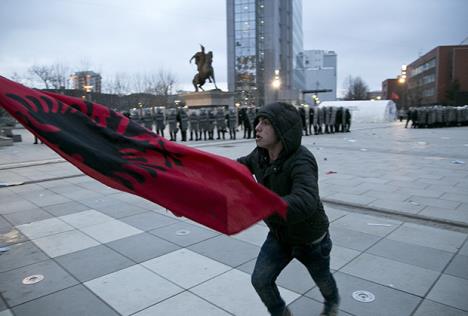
[190,45,218,92]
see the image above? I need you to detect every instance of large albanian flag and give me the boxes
[0,76,286,234]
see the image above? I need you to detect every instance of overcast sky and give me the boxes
[0,0,467,95]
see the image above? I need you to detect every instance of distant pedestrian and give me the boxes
[33,135,42,144]
[344,108,351,132]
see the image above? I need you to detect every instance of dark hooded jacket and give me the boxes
[238,102,329,245]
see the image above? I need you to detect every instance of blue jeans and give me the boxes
[251,231,339,316]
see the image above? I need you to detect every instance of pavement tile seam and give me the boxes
[147,225,222,248]
[444,254,468,281]
[336,260,438,300]
[422,271,468,311]
[13,213,151,260]
[0,248,50,274]
[414,298,468,315]
[8,283,122,315]
[324,199,468,232]
[184,290,237,316]
[308,270,424,314]
[129,290,235,316]
[333,226,399,265]
[456,203,468,211]
[0,261,81,308]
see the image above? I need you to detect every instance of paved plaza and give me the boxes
[1,121,468,315]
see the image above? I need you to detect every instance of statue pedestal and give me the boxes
[183,90,234,108]
[0,126,22,143]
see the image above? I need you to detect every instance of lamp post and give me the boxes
[83,85,93,102]
[398,65,407,110]
[272,69,281,101]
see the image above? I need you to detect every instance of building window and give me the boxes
[409,58,436,77]
[422,87,435,97]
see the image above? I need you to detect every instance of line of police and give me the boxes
[299,106,352,136]
[127,105,352,142]
[405,105,468,128]
[129,107,238,142]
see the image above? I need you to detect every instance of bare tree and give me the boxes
[343,76,369,100]
[154,69,175,96]
[50,63,70,89]
[28,63,70,89]
[153,70,176,107]
[103,70,176,105]
[103,73,131,96]
[29,65,54,89]
[131,73,159,94]
[8,72,34,86]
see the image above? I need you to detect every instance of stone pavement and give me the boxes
[0,122,467,315]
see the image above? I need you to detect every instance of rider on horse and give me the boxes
[190,45,218,92]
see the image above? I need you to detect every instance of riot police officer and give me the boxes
[155,107,166,137]
[247,107,256,139]
[199,108,209,140]
[189,109,200,141]
[141,107,154,131]
[167,108,178,141]
[178,107,189,141]
[207,108,216,140]
[344,108,352,132]
[215,107,226,140]
[227,107,237,140]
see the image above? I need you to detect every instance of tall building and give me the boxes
[299,50,337,103]
[70,71,102,93]
[226,0,304,107]
[406,45,468,106]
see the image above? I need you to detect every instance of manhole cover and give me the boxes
[22,274,44,285]
[175,229,190,236]
[352,290,375,303]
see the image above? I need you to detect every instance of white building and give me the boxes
[299,50,337,104]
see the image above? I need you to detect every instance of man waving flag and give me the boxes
[0,76,286,234]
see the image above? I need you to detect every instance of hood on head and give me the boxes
[255,102,302,158]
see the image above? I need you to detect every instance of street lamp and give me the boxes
[83,85,93,102]
[398,64,408,108]
[272,69,281,101]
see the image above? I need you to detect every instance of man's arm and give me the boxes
[237,149,256,173]
[282,154,321,224]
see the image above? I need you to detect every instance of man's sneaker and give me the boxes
[320,302,339,316]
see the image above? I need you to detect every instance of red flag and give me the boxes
[0,76,286,234]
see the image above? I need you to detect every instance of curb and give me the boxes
[322,197,468,232]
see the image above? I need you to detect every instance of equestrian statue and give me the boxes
[190,45,218,92]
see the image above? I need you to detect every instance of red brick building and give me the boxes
[406,45,468,106]
[382,78,400,103]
